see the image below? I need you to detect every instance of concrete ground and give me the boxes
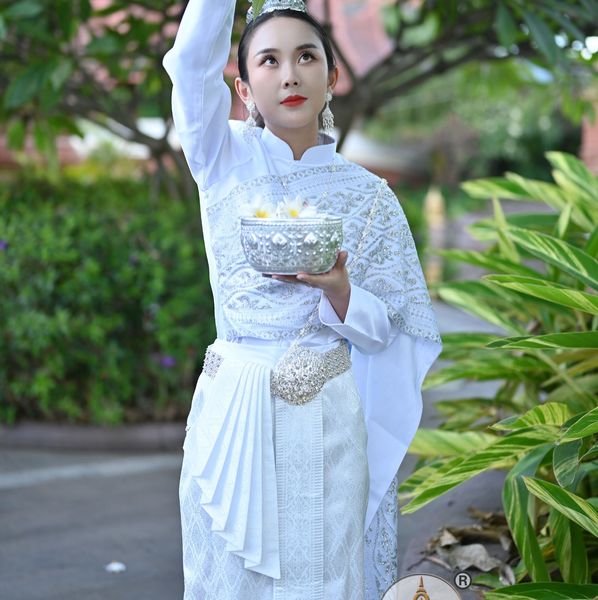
[0,300,507,600]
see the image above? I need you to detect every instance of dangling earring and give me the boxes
[321,89,334,136]
[243,99,257,142]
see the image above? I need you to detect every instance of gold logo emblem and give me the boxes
[382,573,462,600]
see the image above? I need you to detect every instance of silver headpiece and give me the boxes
[246,0,307,23]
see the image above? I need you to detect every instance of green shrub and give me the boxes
[0,176,215,425]
[402,153,598,598]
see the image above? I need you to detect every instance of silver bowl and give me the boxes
[240,216,343,275]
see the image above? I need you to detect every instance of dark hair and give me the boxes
[237,9,336,128]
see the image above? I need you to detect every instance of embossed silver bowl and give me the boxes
[240,216,343,275]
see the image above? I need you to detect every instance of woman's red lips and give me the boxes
[281,95,307,106]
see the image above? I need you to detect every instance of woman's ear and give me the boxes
[234,77,252,105]
[328,66,340,93]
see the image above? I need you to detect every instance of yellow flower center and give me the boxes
[288,208,300,217]
[255,209,270,218]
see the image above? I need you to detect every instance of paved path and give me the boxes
[0,301,506,600]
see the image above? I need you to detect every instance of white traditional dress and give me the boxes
[163,1,443,599]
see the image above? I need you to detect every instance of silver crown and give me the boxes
[246,0,307,23]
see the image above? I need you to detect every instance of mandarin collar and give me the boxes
[261,127,337,164]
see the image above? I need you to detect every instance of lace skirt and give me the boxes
[179,338,369,600]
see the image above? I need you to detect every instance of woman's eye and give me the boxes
[261,55,277,65]
[299,52,315,62]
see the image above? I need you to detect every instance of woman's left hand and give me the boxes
[268,250,350,298]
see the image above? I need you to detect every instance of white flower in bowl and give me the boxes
[277,195,304,218]
[240,195,276,218]
[299,204,318,218]
[276,195,319,218]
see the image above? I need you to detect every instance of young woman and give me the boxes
[163,1,442,598]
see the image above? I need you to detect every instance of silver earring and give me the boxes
[321,90,334,136]
[243,99,257,142]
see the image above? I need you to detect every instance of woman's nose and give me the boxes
[282,64,300,87]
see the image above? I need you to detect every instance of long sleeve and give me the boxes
[318,284,394,354]
[163,0,248,189]
[321,178,442,532]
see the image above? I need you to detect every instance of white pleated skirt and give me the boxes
[179,338,369,600]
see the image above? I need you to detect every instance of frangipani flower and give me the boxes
[299,204,318,218]
[240,195,276,218]
[276,195,319,218]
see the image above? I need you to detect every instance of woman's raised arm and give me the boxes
[163,0,246,189]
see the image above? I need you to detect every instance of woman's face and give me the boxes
[238,16,337,135]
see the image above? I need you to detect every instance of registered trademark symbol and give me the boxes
[454,571,471,589]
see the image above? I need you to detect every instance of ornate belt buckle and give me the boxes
[271,340,351,406]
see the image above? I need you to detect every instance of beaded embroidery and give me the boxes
[202,346,223,378]
[201,340,352,406]
[205,162,441,345]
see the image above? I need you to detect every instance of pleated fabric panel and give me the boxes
[184,357,280,579]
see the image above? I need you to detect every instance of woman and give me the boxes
[163,1,442,598]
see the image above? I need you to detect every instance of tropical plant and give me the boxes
[401,152,598,599]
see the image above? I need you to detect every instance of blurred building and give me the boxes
[581,108,598,174]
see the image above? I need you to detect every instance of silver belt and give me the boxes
[202,340,352,406]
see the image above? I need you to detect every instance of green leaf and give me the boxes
[487,332,598,350]
[549,509,589,584]
[408,429,497,457]
[561,406,598,441]
[553,439,582,489]
[251,0,266,18]
[522,9,559,64]
[542,8,587,43]
[546,375,598,413]
[580,442,598,462]
[485,581,598,599]
[551,172,596,226]
[6,119,26,150]
[504,174,593,231]
[3,63,49,109]
[503,445,552,582]
[462,177,529,200]
[506,227,598,290]
[492,403,573,431]
[495,2,519,47]
[523,477,598,537]
[546,152,598,203]
[398,456,463,499]
[436,249,541,278]
[79,0,92,20]
[435,396,514,415]
[484,275,598,315]
[424,354,549,389]
[48,58,73,91]
[3,0,43,19]
[437,332,500,350]
[470,213,565,242]
[86,34,120,55]
[494,197,521,262]
[555,202,573,240]
[0,15,6,41]
[436,281,528,335]
[401,429,559,514]
[585,225,598,257]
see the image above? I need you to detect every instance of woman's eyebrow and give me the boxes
[254,43,319,58]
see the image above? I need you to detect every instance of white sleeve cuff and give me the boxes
[318,284,393,354]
